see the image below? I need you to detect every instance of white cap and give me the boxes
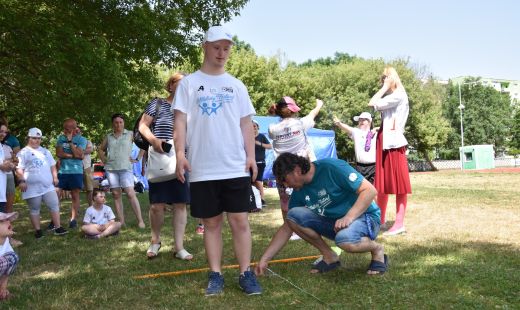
[203,26,234,43]
[353,112,372,122]
[27,127,44,138]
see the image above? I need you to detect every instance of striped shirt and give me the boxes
[144,98,174,140]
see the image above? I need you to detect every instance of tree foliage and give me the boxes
[443,79,513,157]
[0,0,247,142]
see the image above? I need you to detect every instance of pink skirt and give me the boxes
[374,127,412,194]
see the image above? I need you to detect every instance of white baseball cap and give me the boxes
[353,112,372,122]
[27,127,44,138]
[203,26,234,43]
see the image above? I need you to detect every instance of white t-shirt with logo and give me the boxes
[83,204,116,225]
[268,116,316,161]
[173,70,255,182]
[350,128,376,164]
[16,146,56,200]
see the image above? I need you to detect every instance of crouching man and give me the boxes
[255,153,388,275]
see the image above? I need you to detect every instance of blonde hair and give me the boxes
[164,72,186,92]
[382,66,403,91]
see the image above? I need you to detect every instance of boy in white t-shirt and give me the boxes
[173,26,261,296]
[82,189,121,239]
[0,212,19,301]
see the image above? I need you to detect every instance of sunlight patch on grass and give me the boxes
[33,270,66,280]
[418,254,462,268]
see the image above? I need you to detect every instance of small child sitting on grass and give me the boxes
[82,189,121,239]
[0,212,19,301]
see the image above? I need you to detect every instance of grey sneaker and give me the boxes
[205,271,224,296]
[239,270,262,295]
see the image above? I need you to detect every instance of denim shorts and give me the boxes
[286,207,380,245]
[106,170,134,189]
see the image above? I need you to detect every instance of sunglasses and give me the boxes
[30,137,42,140]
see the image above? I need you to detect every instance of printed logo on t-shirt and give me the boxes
[275,127,303,140]
[198,85,204,91]
[197,88,234,116]
[31,157,44,169]
[349,173,358,182]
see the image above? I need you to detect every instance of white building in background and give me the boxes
[451,76,520,104]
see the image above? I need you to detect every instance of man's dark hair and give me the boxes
[111,113,125,122]
[272,153,311,182]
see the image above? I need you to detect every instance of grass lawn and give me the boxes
[4,169,520,309]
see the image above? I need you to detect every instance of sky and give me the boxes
[224,0,520,81]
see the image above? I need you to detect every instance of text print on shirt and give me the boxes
[197,86,234,116]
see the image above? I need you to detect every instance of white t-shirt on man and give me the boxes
[268,116,316,161]
[350,128,377,164]
[83,204,116,225]
[173,70,255,182]
[16,146,56,200]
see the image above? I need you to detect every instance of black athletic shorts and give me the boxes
[190,176,252,218]
[355,162,376,184]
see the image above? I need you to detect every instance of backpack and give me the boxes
[133,98,161,150]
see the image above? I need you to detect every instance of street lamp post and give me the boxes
[458,83,465,170]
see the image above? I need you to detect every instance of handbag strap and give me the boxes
[150,97,162,135]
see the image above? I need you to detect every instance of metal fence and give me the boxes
[408,158,519,172]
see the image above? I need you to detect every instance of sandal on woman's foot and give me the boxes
[174,249,193,260]
[146,242,161,259]
[310,260,340,273]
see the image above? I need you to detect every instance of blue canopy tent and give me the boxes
[253,116,337,181]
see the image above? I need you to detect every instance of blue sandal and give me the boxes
[367,254,388,275]
[311,260,340,273]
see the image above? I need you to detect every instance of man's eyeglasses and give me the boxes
[29,137,42,140]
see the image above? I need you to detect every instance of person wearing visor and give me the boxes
[268,96,323,240]
[333,112,377,184]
